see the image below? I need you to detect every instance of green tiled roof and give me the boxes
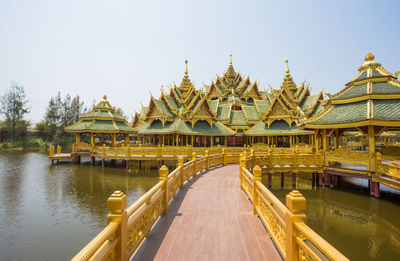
[209,99,219,114]
[334,83,367,100]
[373,100,400,121]
[308,101,368,125]
[153,99,173,116]
[353,70,368,82]
[230,110,247,125]
[311,101,323,115]
[254,100,271,113]
[372,69,386,78]
[260,91,268,99]
[245,120,313,135]
[242,106,260,120]
[372,81,400,94]
[217,106,230,119]
[164,95,179,111]
[138,119,234,135]
[300,94,320,111]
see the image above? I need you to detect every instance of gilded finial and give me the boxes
[285,59,290,75]
[103,95,107,100]
[365,53,375,62]
[160,85,164,93]
[230,54,232,65]
[185,60,188,77]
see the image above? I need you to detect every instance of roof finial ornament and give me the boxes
[184,60,188,78]
[365,53,375,62]
[285,59,290,74]
[230,54,232,65]
[160,85,164,93]
[103,94,107,100]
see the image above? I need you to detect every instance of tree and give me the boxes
[0,83,30,140]
[37,92,85,141]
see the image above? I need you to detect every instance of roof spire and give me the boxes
[184,60,188,78]
[103,94,107,100]
[226,54,236,78]
[285,59,290,75]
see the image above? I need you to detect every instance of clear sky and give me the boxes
[0,0,399,123]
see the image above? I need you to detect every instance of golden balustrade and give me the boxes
[325,148,370,167]
[72,152,223,261]
[239,159,349,261]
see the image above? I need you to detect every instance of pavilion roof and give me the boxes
[65,95,135,133]
[304,53,400,129]
[245,120,313,136]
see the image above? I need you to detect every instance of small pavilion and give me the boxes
[65,95,135,146]
[303,53,400,193]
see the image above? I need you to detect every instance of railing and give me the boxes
[72,151,224,261]
[325,148,370,167]
[376,157,400,180]
[239,156,349,261]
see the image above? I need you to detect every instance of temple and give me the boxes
[132,56,324,147]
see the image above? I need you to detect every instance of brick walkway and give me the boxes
[132,165,282,261]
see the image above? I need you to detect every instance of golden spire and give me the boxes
[365,53,375,62]
[226,54,236,78]
[285,59,290,76]
[103,95,107,100]
[184,60,188,78]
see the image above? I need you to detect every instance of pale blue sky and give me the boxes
[0,0,399,122]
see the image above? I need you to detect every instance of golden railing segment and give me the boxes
[72,151,223,261]
[239,155,349,261]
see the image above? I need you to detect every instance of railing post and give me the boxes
[91,143,94,153]
[159,165,169,215]
[240,153,247,190]
[72,143,75,153]
[103,144,106,155]
[285,190,307,261]
[222,148,226,165]
[107,191,128,261]
[178,156,184,188]
[205,149,209,169]
[127,144,130,157]
[250,149,254,169]
[253,165,261,215]
[192,152,197,176]
[57,145,61,154]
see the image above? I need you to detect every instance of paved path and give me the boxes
[132,165,282,261]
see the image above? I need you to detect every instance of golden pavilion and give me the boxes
[132,56,324,147]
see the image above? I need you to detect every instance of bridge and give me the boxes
[72,153,349,261]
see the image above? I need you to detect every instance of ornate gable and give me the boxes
[207,83,223,100]
[187,97,215,127]
[146,98,172,126]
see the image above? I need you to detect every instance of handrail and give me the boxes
[72,222,119,261]
[239,154,349,261]
[295,222,348,261]
[72,150,223,261]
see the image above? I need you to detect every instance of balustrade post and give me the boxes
[239,153,247,190]
[91,143,94,153]
[72,143,75,154]
[127,144,130,157]
[178,157,184,188]
[107,191,128,261]
[285,190,307,261]
[103,144,106,155]
[192,152,197,176]
[222,148,226,165]
[250,149,254,169]
[159,165,169,215]
[57,145,61,154]
[253,165,261,215]
[205,150,209,169]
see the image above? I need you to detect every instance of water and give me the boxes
[0,151,160,261]
[262,173,400,261]
[1,152,400,260]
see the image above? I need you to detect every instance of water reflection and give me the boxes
[0,151,162,261]
[263,173,400,261]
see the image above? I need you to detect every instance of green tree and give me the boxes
[0,83,30,140]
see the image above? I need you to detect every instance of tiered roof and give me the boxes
[135,57,324,136]
[304,53,400,129]
[65,96,135,133]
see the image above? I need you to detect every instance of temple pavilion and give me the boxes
[132,56,324,147]
[303,53,400,171]
[65,95,135,146]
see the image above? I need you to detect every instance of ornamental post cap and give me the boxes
[365,53,375,62]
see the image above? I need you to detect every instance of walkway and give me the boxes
[132,165,282,261]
